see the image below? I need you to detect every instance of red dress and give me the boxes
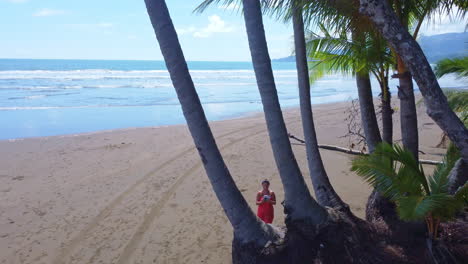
[257,190,275,224]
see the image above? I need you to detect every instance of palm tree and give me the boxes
[352,32,383,153]
[355,70,383,152]
[304,23,399,221]
[241,0,328,224]
[360,0,468,162]
[389,0,467,160]
[292,3,348,209]
[435,56,468,78]
[304,14,389,152]
[144,0,280,250]
[197,0,348,211]
[199,0,394,219]
[391,1,420,162]
[352,142,467,239]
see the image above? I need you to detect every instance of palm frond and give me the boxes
[387,144,430,194]
[195,0,242,13]
[443,89,468,112]
[351,147,401,200]
[434,57,468,78]
[454,181,468,204]
[397,194,455,221]
[429,143,461,194]
[351,143,429,200]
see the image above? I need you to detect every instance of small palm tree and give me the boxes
[306,25,387,152]
[351,142,468,239]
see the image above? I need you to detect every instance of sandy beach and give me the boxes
[0,97,446,264]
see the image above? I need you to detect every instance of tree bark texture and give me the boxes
[292,5,348,210]
[356,70,382,152]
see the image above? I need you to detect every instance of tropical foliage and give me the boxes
[434,56,468,78]
[352,143,468,238]
[306,26,392,88]
[445,89,468,122]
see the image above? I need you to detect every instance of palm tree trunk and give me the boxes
[354,67,393,224]
[144,0,278,248]
[292,6,347,209]
[241,0,327,224]
[380,77,393,144]
[356,70,382,152]
[396,57,419,161]
[360,0,468,162]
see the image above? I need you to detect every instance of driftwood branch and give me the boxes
[288,133,442,165]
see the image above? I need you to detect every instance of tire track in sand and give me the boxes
[52,123,264,264]
[115,127,268,264]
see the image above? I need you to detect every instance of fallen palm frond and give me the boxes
[288,133,442,165]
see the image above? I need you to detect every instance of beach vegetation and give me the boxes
[352,142,467,239]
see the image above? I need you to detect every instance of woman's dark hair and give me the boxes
[261,179,270,185]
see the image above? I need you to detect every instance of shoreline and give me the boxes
[0,97,379,142]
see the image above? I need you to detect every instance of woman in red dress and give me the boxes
[256,179,276,224]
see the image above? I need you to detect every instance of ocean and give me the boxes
[0,58,465,140]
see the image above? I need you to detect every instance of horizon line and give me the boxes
[0,57,291,63]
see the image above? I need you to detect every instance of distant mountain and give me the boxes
[419,32,467,63]
[272,32,467,63]
[272,55,295,62]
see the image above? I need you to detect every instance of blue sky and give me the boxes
[0,0,466,61]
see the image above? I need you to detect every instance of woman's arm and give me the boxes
[269,191,276,205]
[256,192,264,205]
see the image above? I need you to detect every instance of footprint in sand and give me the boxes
[32,208,47,217]
[1,187,12,193]
[12,175,25,181]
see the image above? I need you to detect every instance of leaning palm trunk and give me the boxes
[355,70,382,152]
[144,0,278,251]
[241,0,327,225]
[292,6,348,210]
[360,0,468,162]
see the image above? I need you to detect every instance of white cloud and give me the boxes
[176,26,197,35]
[419,12,468,36]
[177,15,234,38]
[33,8,65,17]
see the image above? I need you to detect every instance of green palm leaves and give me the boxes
[444,89,468,127]
[351,143,467,237]
[434,57,468,78]
[306,26,392,83]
